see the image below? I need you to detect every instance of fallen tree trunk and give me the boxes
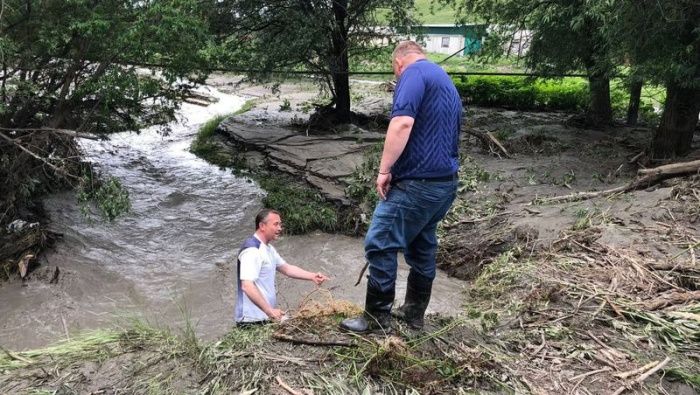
[537,159,700,204]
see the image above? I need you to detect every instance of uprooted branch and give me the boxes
[0,127,101,140]
[0,132,80,179]
[537,159,700,204]
[464,127,511,158]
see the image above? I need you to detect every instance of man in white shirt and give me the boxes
[235,209,329,324]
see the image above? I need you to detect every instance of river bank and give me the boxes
[184,73,700,393]
[0,81,465,349]
[1,74,698,393]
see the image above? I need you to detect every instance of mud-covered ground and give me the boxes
[2,75,698,394]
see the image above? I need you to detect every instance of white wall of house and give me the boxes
[502,29,532,57]
[415,34,466,56]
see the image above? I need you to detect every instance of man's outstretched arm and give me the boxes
[277,264,329,285]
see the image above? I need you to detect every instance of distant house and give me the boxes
[411,24,487,56]
[505,29,532,57]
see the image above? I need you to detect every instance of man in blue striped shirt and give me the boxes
[341,41,461,333]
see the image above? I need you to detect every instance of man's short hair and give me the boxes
[255,208,281,230]
[392,40,425,60]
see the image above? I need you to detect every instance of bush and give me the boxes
[454,76,663,123]
[454,76,589,112]
[78,175,131,221]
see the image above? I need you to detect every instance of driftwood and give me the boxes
[642,290,700,311]
[611,357,671,395]
[272,332,354,347]
[275,376,304,395]
[464,128,511,158]
[537,159,700,204]
[0,227,44,261]
[17,252,34,278]
[486,131,511,158]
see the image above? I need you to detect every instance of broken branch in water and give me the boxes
[354,261,369,286]
[0,131,80,179]
[0,126,101,140]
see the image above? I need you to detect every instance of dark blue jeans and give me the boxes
[364,178,457,293]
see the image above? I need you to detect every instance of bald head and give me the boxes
[392,41,425,60]
[391,41,427,77]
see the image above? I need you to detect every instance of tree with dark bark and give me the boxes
[0,0,212,223]
[210,0,416,125]
[450,0,616,126]
[602,0,700,159]
[0,0,211,133]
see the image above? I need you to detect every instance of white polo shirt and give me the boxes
[235,234,287,323]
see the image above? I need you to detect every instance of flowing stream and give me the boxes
[0,86,466,351]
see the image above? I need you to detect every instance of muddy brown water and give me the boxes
[0,88,466,351]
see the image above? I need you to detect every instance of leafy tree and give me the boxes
[210,0,417,125]
[0,0,212,223]
[601,0,699,158]
[451,0,616,126]
[0,0,211,133]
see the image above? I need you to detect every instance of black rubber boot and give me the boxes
[340,283,394,334]
[392,271,432,330]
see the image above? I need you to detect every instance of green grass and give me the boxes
[454,75,664,122]
[375,0,475,25]
[190,100,256,168]
[0,330,122,370]
[258,173,340,235]
[413,0,460,24]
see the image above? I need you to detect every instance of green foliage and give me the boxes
[572,207,592,231]
[570,206,611,231]
[472,250,520,300]
[189,111,343,235]
[298,96,332,114]
[0,330,123,370]
[454,76,589,111]
[666,368,700,391]
[279,98,292,112]
[0,0,212,226]
[258,174,338,235]
[413,0,461,24]
[599,0,700,89]
[212,0,418,120]
[77,175,131,221]
[1,0,211,132]
[190,102,255,167]
[457,155,490,193]
[189,114,231,166]
[455,75,662,122]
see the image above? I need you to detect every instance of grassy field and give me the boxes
[413,0,460,24]
[376,0,462,25]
